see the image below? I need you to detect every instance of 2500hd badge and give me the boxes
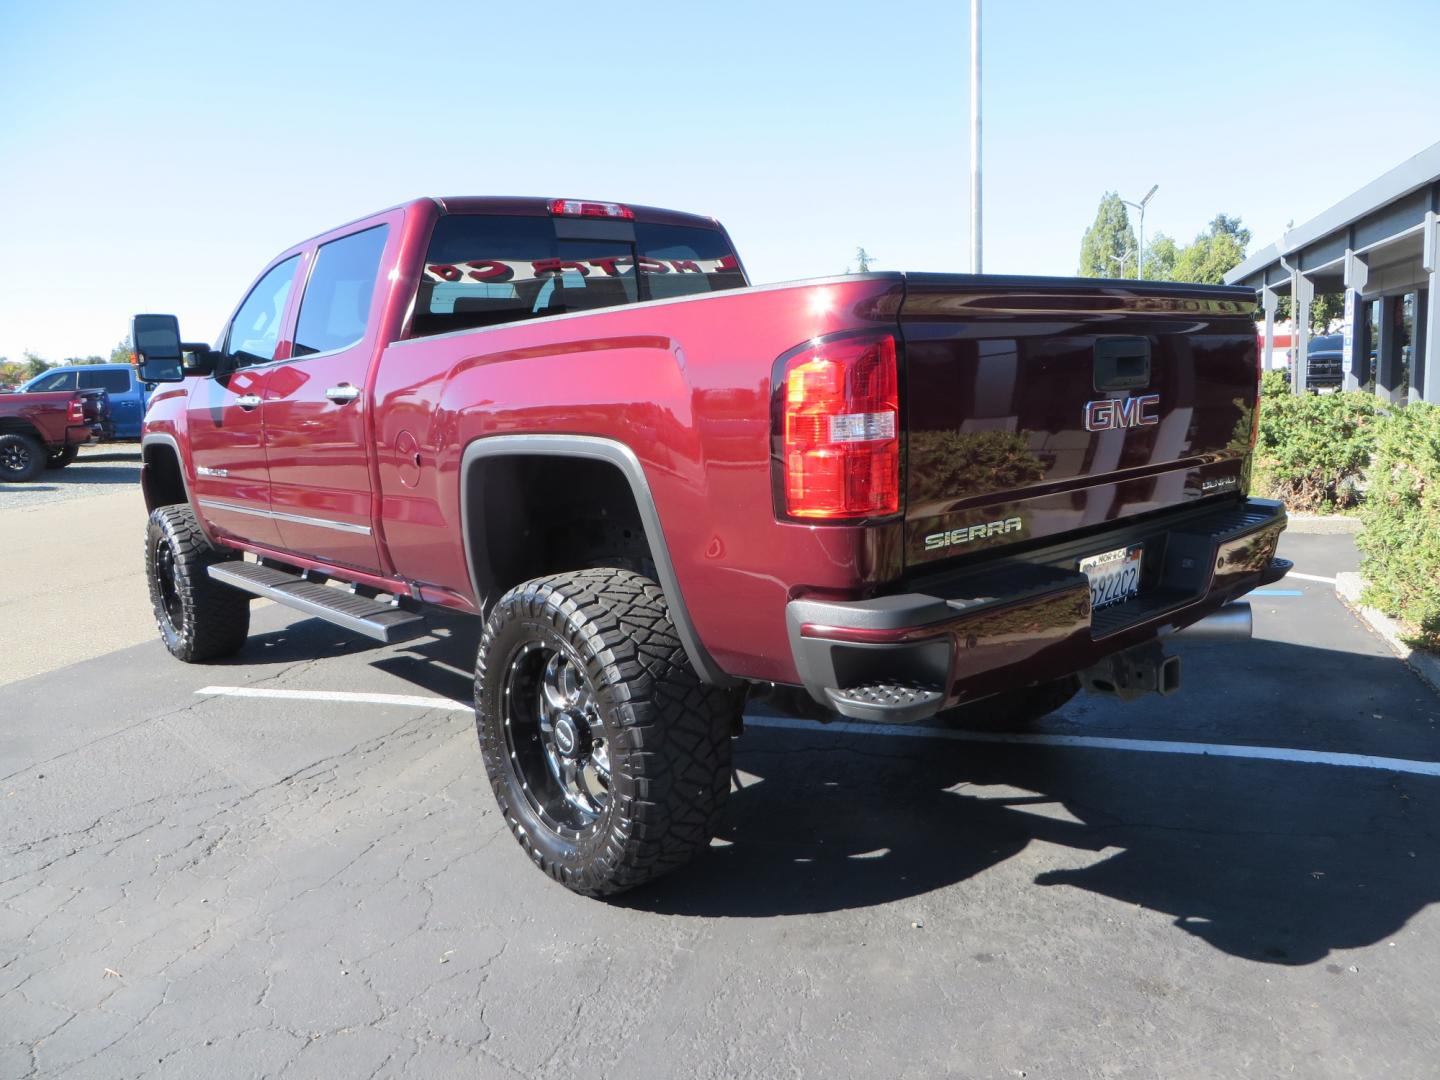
[924,516,1024,551]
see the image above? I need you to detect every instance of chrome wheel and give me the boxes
[502,641,611,835]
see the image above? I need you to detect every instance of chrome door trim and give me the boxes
[197,498,373,536]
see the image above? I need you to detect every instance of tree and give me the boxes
[1077,193,1136,278]
[110,337,135,366]
[848,246,876,273]
[21,350,52,380]
[1276,292,1344,335]
[1167,214,1251,284]
[1130,213,1252,285]
[1142,233,1180,281]
[1208,213,1251,247]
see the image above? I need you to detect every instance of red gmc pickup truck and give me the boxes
[133,196,1288,896]
[0,387,111,480]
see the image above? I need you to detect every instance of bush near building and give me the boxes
[1358,402,1440,650]
[1252,371,1381,512]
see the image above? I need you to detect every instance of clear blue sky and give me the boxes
[3,0,1437,361]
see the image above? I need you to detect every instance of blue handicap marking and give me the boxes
[1251,589,1304,597]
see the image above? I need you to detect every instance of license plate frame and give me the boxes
[1079,544,1144,611]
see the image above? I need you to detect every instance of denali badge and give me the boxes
[924,516,1023,552]
[1084,394,1160,432]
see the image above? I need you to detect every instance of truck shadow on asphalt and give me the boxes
[39,450,143,487]
[229,614,1440,967]
[634,719,1440,968]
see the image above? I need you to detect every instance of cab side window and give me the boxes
[30,370,77,392]
[227,256,301,366]
[293,225,389,358]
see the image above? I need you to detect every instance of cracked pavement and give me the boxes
[4,529,1440,1078]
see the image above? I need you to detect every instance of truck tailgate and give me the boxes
[899,275,1259,570]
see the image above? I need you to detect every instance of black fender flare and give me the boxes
[458,434,735,687]
[138,433,206,532]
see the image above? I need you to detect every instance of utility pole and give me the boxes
[969,0,982,274]
[1122,184,1158,279]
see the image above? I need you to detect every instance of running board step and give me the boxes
[208,562,426,644]
[824,682,945,724]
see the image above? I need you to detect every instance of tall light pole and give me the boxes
[969,0,982,273]
[1122,184,1158,279]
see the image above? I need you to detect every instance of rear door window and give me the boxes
[30,370,77,392]
[79,369,132,393]
[412,214,744,338]
[293,225,389,357]
[226,256,301,366]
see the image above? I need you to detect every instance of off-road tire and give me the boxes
[145,505,251,662]
[935,675,1081,730]
[475,568,740,896]
[0,433,46,482]
[46,444,79,469]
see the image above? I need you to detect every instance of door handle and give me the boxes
[325,384,361,405]
[235,394,262,411]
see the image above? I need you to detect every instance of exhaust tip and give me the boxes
[1170,602,1253,643]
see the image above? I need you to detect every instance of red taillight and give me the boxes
[778,332,900,520]
[548,198,635,220]
[68,399,84,423]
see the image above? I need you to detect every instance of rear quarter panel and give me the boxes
[0,392,79,447]
[373,275,906,682]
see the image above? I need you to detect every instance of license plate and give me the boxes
[1079,544,1143,610]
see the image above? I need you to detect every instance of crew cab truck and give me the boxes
[133,196,1288,896]
[0,387,111,480]
[19,363,151,439]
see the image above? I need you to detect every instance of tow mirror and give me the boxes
[180,343,224,378]
[131,314,185,382]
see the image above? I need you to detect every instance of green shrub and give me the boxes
[1252,378,1381,512]
[1259,368,1289,400]
[1358,402,1440,650]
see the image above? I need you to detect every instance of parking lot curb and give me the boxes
[1287,513,1362,535]
[1335,572,1440,695]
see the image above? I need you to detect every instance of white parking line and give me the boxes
[196,685,471,712]
[1286,571,1338,585]
[743,715,1440,778]
[195,686,1440,779]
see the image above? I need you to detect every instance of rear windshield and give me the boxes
[411,213,745,338]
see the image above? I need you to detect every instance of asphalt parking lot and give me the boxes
[0,447,155,685]
[4,484,1440,1078]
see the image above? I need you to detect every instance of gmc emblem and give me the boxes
[1084,394,1160,432]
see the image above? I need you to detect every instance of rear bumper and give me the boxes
[64,423,102,447]
[786,498,1288,720]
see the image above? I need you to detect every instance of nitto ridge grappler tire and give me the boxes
[0,433,46,482]
[145,505,251,662]
[475,568,740,897]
